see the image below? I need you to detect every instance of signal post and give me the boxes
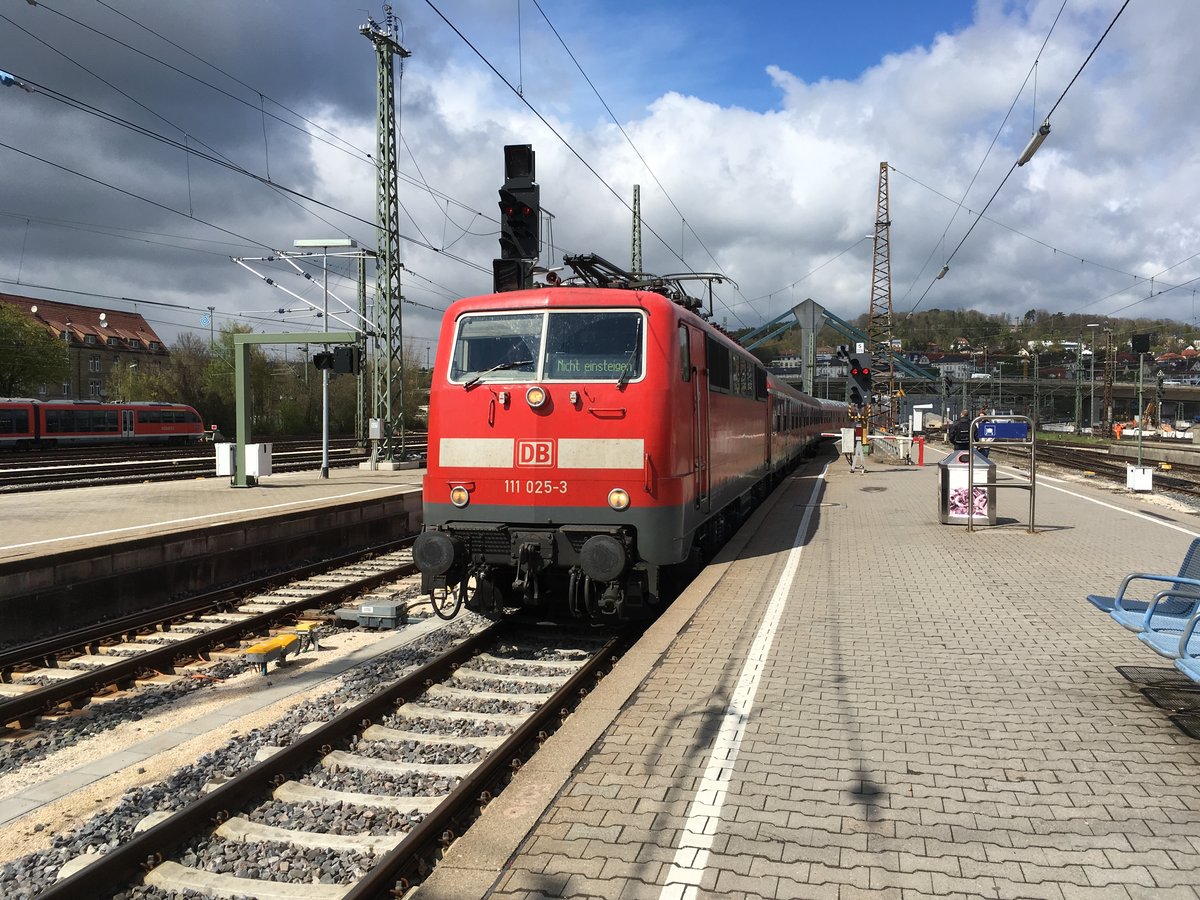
[493,144,540,293]
[839,346,873,472]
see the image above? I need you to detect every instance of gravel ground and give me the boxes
[0,613,486,899]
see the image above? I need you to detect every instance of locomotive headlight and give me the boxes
[525,386,547,408]
[450,485,470,508]
[607,488,630,511]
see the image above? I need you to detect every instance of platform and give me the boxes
[419,445,1200,899]
[0,466,423,565]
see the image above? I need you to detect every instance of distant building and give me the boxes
[0,293,169,400]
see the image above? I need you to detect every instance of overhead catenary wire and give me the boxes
[8,0,507,272]
[889,166,1158,285]
[0,9,354,239]
[904,0,1134,319]
[528,0,750,318]
[899,0,1069,307]
[22,2,373,166]
[0,90,492,279]
[423,0,750,327]
[1,274,444,346]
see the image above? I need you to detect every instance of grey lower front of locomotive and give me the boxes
[413,503,687,617]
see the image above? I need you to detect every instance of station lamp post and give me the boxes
[1087,323,1100,432]
[294,238,357,478]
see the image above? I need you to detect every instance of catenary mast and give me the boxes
[360,8,411,465]
[866,161,896,432]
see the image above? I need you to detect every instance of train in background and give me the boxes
[413,255,849,621]
[0,399,206,449]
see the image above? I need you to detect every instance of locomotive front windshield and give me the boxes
[449,309,643,384]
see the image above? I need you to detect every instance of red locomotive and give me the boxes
[0,399,205,449]
[413,259,848,619]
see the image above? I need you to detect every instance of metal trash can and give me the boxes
[938,449,997,525]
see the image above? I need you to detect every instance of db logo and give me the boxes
[516,439,554,467]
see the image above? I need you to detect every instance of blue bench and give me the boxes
[1175,614,1200,683]
[1138,595,1200,658]
[1087,538,1200,635]
[1087,538,1200,688]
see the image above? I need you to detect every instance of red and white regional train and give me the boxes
[413,269,848,619]
[0,399,206,450]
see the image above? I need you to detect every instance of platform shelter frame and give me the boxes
[967,414,1037,533]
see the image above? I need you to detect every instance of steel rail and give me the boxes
[0,541,415,729]
[0,537,413,672]
[342,628,629,899]
[39,621,508,900]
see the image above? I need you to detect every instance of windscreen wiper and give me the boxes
[463,359,534,390]
[617,318,643,388]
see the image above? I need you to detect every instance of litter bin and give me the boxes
[938,449,997,525]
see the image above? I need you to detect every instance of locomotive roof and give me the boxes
[448,286,675,313]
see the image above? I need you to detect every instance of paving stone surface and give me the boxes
[484,451,1200,899]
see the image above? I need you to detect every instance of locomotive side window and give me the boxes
[449,313,542,383]
[544,311,642,381]
[678,325,691,382]
[706,335,730,391]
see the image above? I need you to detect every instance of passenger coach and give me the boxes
[0,399,205,449]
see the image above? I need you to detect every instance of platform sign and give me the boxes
[979,421,1029,440]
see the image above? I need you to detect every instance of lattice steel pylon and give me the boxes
[866,161,896,432]
[1102,329,1115,437]
[361,10,410,463]
[630,184,642,275]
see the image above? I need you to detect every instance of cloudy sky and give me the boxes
[1,0,1196,359]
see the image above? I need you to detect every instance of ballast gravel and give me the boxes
[348,737,488,765]
[0,658,251,778]
[0,615,484,900]
[306,766,462,799]
[247,799,417,836]
[416,693,542,716]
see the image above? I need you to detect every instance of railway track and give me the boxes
[8,618,627,900]
[0,437,428,492]
[0,540,419,732]
[989,438,1200,503]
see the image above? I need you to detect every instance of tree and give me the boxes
[0,305,68,396]
[105,356,169,402]
[163,333,213,410]
[205,324,271,436]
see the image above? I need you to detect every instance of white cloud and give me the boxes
[1,0,1197,353]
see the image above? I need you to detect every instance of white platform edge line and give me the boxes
[659,463,829,899]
